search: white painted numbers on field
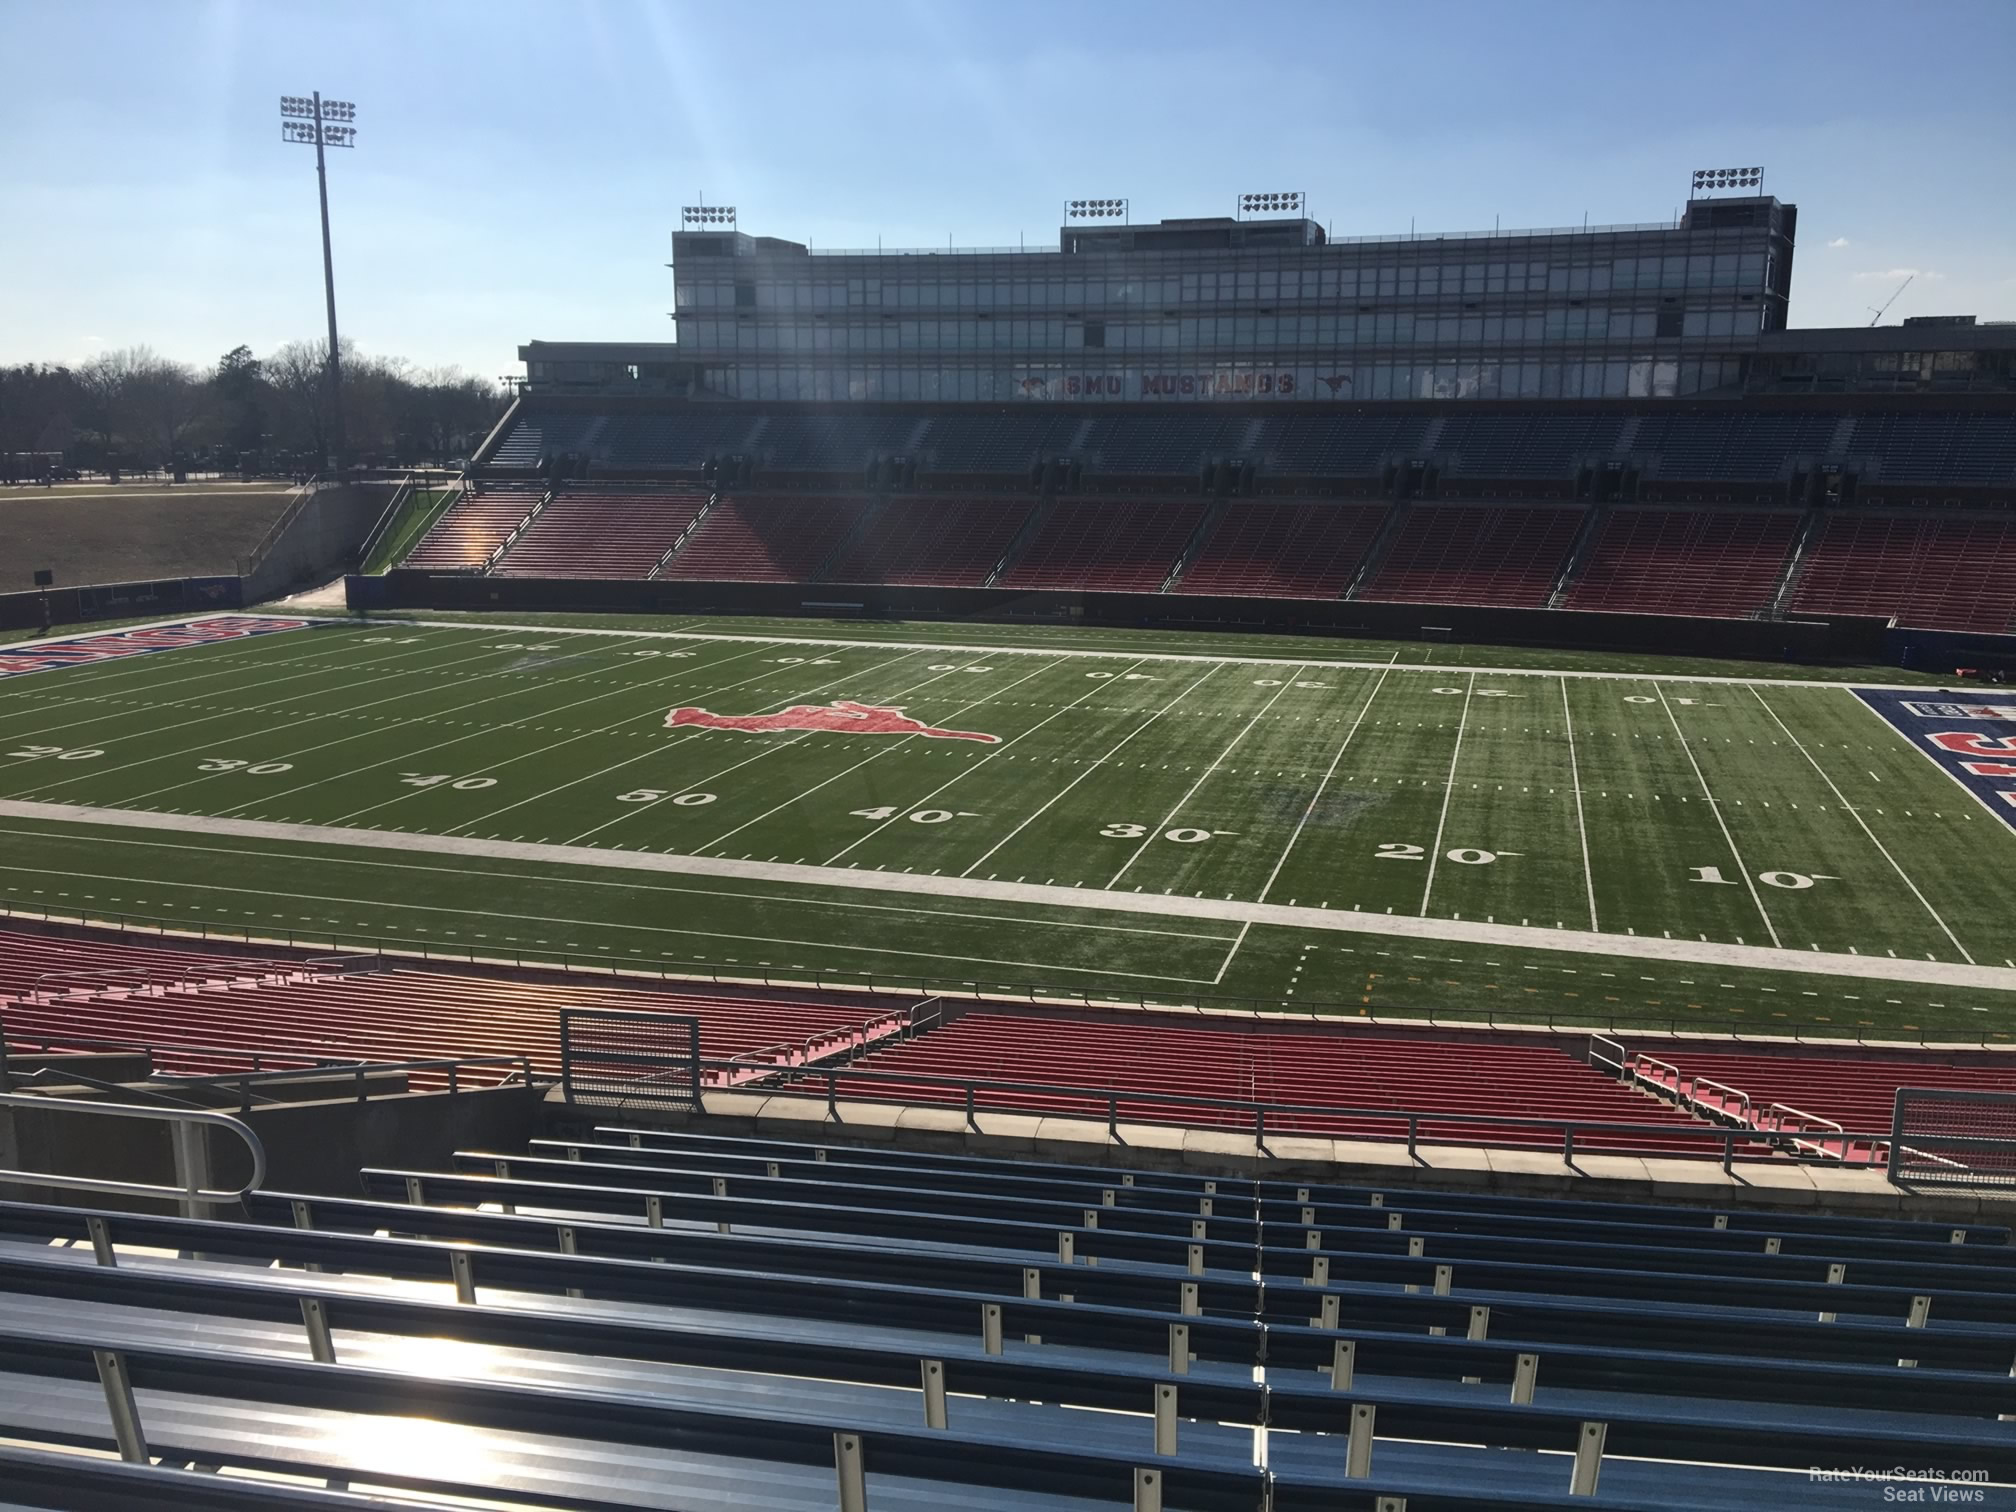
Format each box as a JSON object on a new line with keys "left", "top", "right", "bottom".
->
{"left": 618, "top": 789, "right": 716, "bottom": 806}
{"left": 1690, "top": 865, "right": 1837, "bottom": 889}
{"left": 399, "top": 772, "right": 496, "bottom": 791}
{"left": 627, "top": 649, "right": 695, "bottom": 659}
{"left": 851, "top": 806, "right": 979, "bottom": 823}
{"left": 6, "top": 744, "right": 102, "bottom": 760}
{"left": 1377, "top": 843, "right": 1511, "bottom": 864}
{"left": 1100, "top": 823, "right": 1236, "bottom": 843}
{"left": 197, "top": 757, "right": 293, "bottom": 774}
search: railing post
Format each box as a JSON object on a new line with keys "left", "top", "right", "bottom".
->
{"left": 1407, "top": 1114, "right": 1419, "bottom": 1162}
{"left": 834, "top": 1431, "right": 867, "bottom": 1512}
{"left": 1344, "top": 1401, "right": 1375, "bottom": 1478}
{"left": 301, "top": 1296, "right": 337, "bottom": 1364}
{"left": 920, "top": 1359, "right": 947, "bottom": 1429}
{"left": 94, "top": 1349, "right": 148, "bottom": 1464}
{"left": 1153, "top": 1382, "right": 1178, "bottom": 1456}
{"left": 1569, "top": 1421, "right": 1607, "bottom": 1495}
{"left": 1133, "top": 1467, "right": 1163, "bottom": 1512}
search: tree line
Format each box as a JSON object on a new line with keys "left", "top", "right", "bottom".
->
{"left": 0, "top": 341, "right": 510, "bottom": 476}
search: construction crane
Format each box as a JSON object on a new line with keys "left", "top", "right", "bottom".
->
{"left": 1867, "top": 273, "right": 1913, "bottom": 326}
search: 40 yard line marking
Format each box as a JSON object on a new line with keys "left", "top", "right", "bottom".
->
{"left": 1418, "top": 671, "right": 1475, "bottom": 917}
{"left": 1750, "top": 684, "right": 1973, "bottom": 964}
{"left": 1562, "top": 675, "right": 1599, "bottom": 932}
{"left": 1257, "top": 656, "right": 1395, "bottom": 904}
{"left": 1656, "top": 680, "right": 1781, "bottom": 950}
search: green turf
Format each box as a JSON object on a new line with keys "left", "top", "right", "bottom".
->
{"left": 2, "top": 615, "right": 2013, "bottom": 1040}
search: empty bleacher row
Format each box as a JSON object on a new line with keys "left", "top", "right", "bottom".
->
{"left": 1, "top": 1124, "right": 2011, "bottom": 1509}
{"left": 0, "top": 927, "right": 907, "bottom": 1087}
{"left": 828, "top": 1011, "right": 1715, "bottom": 1155}
{"left": 482, "top": 402, "right": 2016, "bottom": 489}
{"left": 401, "top": 483, "right": 2016, "bottom": 629}
{"left": 1563, "top": 506, "right": 1803, "bottom": 618}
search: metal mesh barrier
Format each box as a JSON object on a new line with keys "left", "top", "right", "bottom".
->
{"left": 559, "top": 1010, "right": 701, "bottom": 1110}
{"left": 1889, "top": 1088, "right": 2016, "bottom": 1187}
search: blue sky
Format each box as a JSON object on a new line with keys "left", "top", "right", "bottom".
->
{"left": 2, "top": 0, "right": 2012, "bottom": 379}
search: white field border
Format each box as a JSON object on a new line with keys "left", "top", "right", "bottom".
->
{"left": 5, "top": 799, "right": 2015, "bottom": 995}
{"left": 0, "top": 611, "right": 1970, "bottom": 691}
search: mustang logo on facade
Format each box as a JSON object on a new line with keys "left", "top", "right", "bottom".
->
{"left": 665, "top": 700, "right": 1000, "bottom": 743}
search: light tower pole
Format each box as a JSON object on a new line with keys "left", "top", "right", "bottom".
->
{"left": 280, "top": 93, "right": 356, "bottom": 471}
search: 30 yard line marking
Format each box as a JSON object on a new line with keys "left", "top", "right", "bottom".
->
{"left": 958, "top": 662, "right": 1225, "bottom": 879}
{"left": 1750, "top": 684, "right": 1973, "bottom": 964}
{"left": 823, "top": 657, "right": 1146, "bottom": 865}
{"left": 1257, "top": 657, "right": 1394, "bottom": 905}
{"left": 1106, "top": 670, "right": 1300, "bottom": 889}
{"left": 1656, "top": 681, "right": 1781, "bottom": 949}
{"left": 1418, "top": 671, "right": 1475, "bottom": 917}
{"left": 1562, "top": 675, "right": 1599, "bottom": 932}
{"left": 8, "top": 631, "right": 553, "bottom": 796}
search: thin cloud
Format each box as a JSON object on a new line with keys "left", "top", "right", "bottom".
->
{"left": 1826, "top": 236, "right": 1850, "bottom": 248}
{"left": 1854, "top": 267, "right": 1942, "bottom": 281}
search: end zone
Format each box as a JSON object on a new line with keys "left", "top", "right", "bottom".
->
{"left": 1856, "top": 689, "right": 2016, "bottom": 832}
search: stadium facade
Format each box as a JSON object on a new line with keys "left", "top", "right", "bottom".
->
{"left": 519, "top": 192, "right": 2014, "bottom": 403}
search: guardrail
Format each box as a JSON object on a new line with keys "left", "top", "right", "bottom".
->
{"left": 0, "top": 1091, "right": 266, "bottom": 1204}
{"left": 686, "top": 1054, "right": 1907, "bottom": 1172}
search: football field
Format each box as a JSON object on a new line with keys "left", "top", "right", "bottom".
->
{"left": 2, "top": 612, "right": 2014, "bottom": 1040}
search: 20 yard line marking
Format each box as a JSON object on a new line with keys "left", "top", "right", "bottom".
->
{"left": 1257, "top": 656, "right": 1395, "bottom": 905}
{"left": 1562, "top": 676, "right": 1599, "bottom": 932}
{"left": 1656, "top": 681, "right": 1781, "bottom": 949}
{"left": 1418, "top": 671, "right": 1475, "bottom": 917}
{"left": 1106, "top": 670, "right": 1300, "bottom": 889}
{"left": 1750, "top": 684, "right": 1973, "bottom": 964}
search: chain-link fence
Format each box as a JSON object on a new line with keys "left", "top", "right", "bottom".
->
{"left": 1889, "top": 1088, "right": 2016, "bottom": 1187}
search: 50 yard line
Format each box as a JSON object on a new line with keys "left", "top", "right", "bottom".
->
{"left": 1418, "top": 671, "right": 1475, "bottom": 917}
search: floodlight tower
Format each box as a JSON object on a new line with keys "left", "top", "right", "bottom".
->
{"left": 279, "top": 93, "right": 357, "bottom": 470}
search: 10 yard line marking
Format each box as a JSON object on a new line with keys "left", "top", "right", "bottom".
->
{"left": 959, "top": 662, "right": 1225, "bottom": 879}
{"left": 1106, "top": 670, "right": 1301, "bottom": 889}
{"left": 1750, "top": 684, "right": 1973, "bottom": 964}
{"left": 1418, "top": 671, "right": 1475, "bottom": 917}
{"left": 1561, "top": 676, "right": 1599, "bottom": 932}
{"left": 1257, "top": 656, "right": 1395, "bottom": 905}
{"left": 1656, "top": 681, "right": 1781, "bottom": 949}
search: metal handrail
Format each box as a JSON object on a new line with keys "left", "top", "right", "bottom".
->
{"left": 1692, "top": 1077, "right": 1753, "bottom": 1122}
{"left": 690, "top": 1055, "right": 1895, "bottom": 1169}
{"left": 0, "top": 1091, "right": 266, "bottom": 1203}
{"left": 1587, "top": 1034, "right": 1627, "bottom": 1078}
{"left": 1766, "top": 1101, "right": 1851, "bottom": 1161}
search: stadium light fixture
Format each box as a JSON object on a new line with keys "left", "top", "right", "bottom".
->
{"left": 682, "top": 205, "right": 737, "bottom": 228}
{"left": 1238, "top": 191, "right": 1305, "bottom": 220}
{"left": 278, "top": 90, "right": 357, "bottom": 471}
{"left": 1690, "top": 166, "right": 1764, "bottom": 198}
{"left": 1065, "top": 198, "right": 1128, "bottom": 222}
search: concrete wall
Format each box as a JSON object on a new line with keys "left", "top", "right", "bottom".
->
{"left": 245, "top": 483, "right": 395, "bottom": 601}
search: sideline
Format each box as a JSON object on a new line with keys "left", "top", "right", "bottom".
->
{"left": 4, "top": 798, "right": 2012, "bottom": 996}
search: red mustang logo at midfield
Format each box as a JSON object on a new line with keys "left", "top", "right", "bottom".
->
{"left": 665, "top": 700, "right": 1000, "bottom": 743}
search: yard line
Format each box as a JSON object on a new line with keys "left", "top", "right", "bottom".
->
{"left": 1106, "top": 670, "right": 1300, "bottom": 890}
{"left": 0, "top": 627, "right": 457, "bottom": 746}
{"left": 1418, "top": 671, "right": 1475, "bottom": 917}
{"left": 1256, "top": 655, "right": 1395, "bottom": 904}
{"left": 1561, "top": 675, "right": 1599, "bottom": 932}
{"left": 11, "top": 632, "right": 549, "bottom": 792}
{"left": 959, "top": 662, "right": 1225, "bottom": 879}
{"left": 9, "top": 800, "right": 2013, "bottom": 994}
{"left": 0, "top": 629, "right": 369, "bottom": 723}
{"left": 1749, "top": 683, "right": 1973, "bottom": 964}
{"left": 695, "top": 657, "right": 1068, "bottom": 854}
{"left": 821, "top": 657, "right": 1148, "bottom": 865}
{"left": 320, "top": 638, "right": 827, "bottom": 825}
{"left": 459, "top": 647, "right": 926, "bottom": 838}
{"left": 1655, "top": 681, "right": 1781, "bottom": 949}
{"left": 1211, "top": 920, "right": 1252, "bottom": 985}
{"left": 120, "top": 632, "right": 701, "bottom": 814}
